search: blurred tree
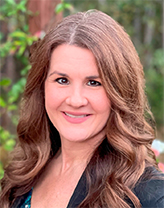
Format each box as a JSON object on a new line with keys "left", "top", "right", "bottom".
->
{"left": 27, "top": 0, "right": 62, "bottom": 35}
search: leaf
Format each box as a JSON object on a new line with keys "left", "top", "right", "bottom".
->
{"left": 0, "top": 128, "right": 10, "bottom": 141}
{"left": 8, "top": 78, "right": 26, "bottom": 103}
{"left": 17, "top": 45, "right": 26, "bottom": 56}
{"left": 64, "top": 3, "right": 72, "bottom": 10}
{"left": 13, "top": 40, "right": 22, "bottom": 46}
{"left": 55, "top": 3, "right": 64, "bottom": 14}
{"left": 23, "top": 24, "right": 29, "bottom": 33}
{"left": 19, "top": 77, "right": 26, "bottom": 87}
{"left": 0, "top": 161, "right": 4, "bottom": 180}
{"left": 4, "top": 139, "right": 16, "bottom": 151}
{"left": 26, "top": 37, "right": 36, "bottom": 45}
{"left": 10, "top": 31, "right": 27, "bottom": 39}
{"left": 0, "top": 97, "right": 6, "bottom": 107}
{"left": 0, "top": 78, "right": 11, "bottom": 86}
{"left": 8, "top": 104, "right": 17, "bottom": 111}
{"left": 17, "top": 0, "right": 27, "bottom": 12}
{"left": 7, "top": 10, "right": 17, "bottom": 16}
{"left": 6, "top": 0, "right": 16, "bottom": 6}
{"left": 21, "top": 65, "right": 31, "bottom": 76}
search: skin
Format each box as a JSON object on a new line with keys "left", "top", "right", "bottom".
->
{"left": 31, "top": 44, "right": 111, "bottom": 208}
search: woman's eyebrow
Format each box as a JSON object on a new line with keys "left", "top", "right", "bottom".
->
{"left": 86, "top": 75, "right": 100, "bottom": 79}
{"left": 49, "top": 70, "right": 68, "bottom": 77}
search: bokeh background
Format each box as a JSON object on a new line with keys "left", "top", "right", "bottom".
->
{"left": 0, "top": 0, "right": 164, "bottom": 178}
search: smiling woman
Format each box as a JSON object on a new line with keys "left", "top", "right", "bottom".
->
{"left": 0, "top": 10, "right": 164, "bottom": 208}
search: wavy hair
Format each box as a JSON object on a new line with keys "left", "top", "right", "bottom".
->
{"left": 1, "top": 10, "right": 157, "bottom": 208}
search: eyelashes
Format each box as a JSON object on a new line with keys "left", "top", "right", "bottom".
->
{"left": 55, "top": 77, "right": 69, "bottom": 85}
{"left": 87, "top": 80, "right": 101, "bottom": 86}
{"left": 55, "top": 77, "right": 101, "bottom": 87}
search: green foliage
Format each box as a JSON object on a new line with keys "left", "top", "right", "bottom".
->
{"left": 0, "top": 29, "right": 37, "bottom": 58}
{"left": 0, "top": 126, "right": 16, "bottom": 151}
{"left": 55, "top": 0, "right": 73, "bottom": 14}
{"left": 145, "top": 49, "right": 164, "bottom": 126}
{"left": 0, "top": 0, "right": 27, "bottom": 17}
{"left": 0, "top": 0, "right": 37, "bottom": 179}
{"left": 0, "top": 162, "right": 4, "bottom": 180}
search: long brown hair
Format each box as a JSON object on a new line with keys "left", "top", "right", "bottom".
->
{"left": 1, "top": 10, "right": 157, "bottom": 208}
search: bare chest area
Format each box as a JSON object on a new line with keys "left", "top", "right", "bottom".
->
{"left": 31, "top": 171, "right": 82, "bottom": 208}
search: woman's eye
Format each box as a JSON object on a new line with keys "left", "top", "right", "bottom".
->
{"left": 55, "top": 78, "right": 69, "bottom": 85}
{"left": 87, "top": 80, "right": 101, "bottom": 86}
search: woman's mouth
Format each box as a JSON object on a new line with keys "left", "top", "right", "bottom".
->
{"left": 64, "top": 112, "right": 88, "bottom": 118}
{"left": 62, "top": 112, "right": 91, "bottom": 124}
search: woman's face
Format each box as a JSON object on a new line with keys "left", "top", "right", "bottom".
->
{"left": 45, "top": 44, "right": 111, "bottom": 144}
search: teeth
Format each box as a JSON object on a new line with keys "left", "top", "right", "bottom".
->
{"left": 65, "top": 112, "right": 87, "bottom": 118}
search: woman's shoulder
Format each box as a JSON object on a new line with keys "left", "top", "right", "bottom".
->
{"left": 134, "top": 166, "right": 164, "bottom": 208}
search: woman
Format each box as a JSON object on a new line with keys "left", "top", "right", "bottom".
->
{"left": 1, "top": 10, "right": 164, "bottom": 208}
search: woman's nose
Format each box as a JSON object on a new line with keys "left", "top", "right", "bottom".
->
{"left": 65, "top": 87, "right": 88, "bottom": 108}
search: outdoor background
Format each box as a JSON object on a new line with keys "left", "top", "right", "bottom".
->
{"left": 0, "top": 0, "right": 164, "bottom": 178}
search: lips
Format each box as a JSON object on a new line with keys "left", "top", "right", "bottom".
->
{"left": 62, "top": 112, "right": 91, "bottom": 124}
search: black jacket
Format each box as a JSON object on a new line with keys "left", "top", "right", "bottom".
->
{"left": 11, "top": 167, "right": 164, "bottom": 208}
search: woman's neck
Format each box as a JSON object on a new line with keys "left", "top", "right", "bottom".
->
{"left": 53, "top": 136, "right": 102, "bottom": 175}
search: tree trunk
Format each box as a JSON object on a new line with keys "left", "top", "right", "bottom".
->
{"left": 27, "top": 0, "right": 63, "bottom": 35}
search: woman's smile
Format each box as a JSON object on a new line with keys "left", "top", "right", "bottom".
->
{"left": 62, "top": 111, "right": 92, "bottom": 124}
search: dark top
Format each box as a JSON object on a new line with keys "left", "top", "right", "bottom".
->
{"left": 10, "top": 167, "right": 164, "bottom": 208}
